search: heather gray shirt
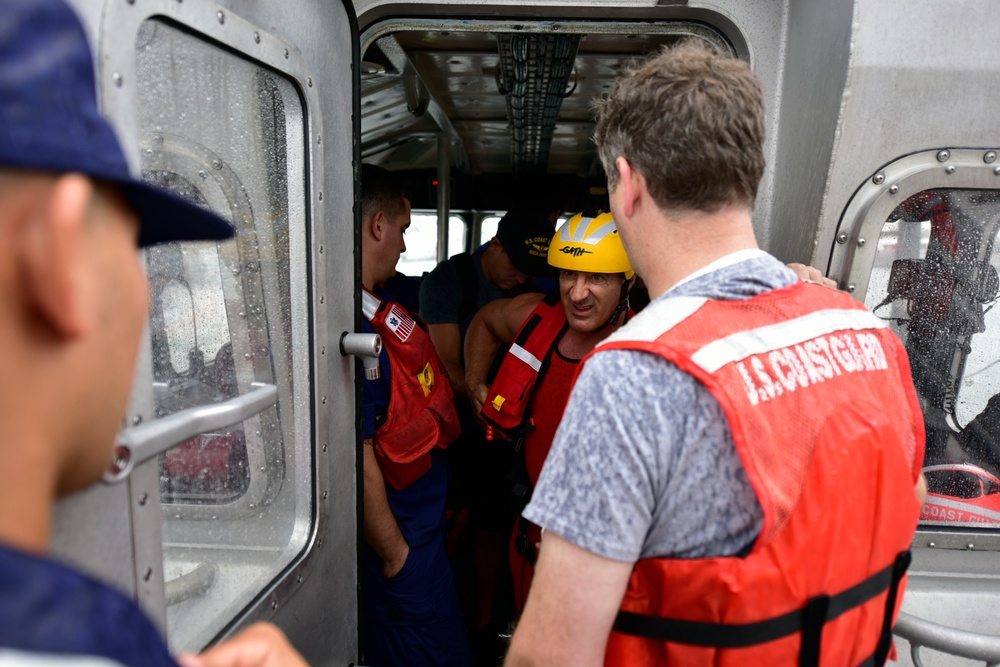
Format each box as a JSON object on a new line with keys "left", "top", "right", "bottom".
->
{"left": 523, "top": 252, "right": 799, "bottom": 562}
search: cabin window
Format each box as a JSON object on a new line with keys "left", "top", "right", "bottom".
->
{"left": 135, "top": 18, "right": 311, "bottom": 652}
{"left": 864, "top": 188, "right": 1000, "bottom": 528}
{"left": 396, "top": 210, "right": 467, "bottom": 277}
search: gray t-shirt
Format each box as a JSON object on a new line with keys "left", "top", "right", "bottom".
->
{"left": 523, "top": 252, "right": 799, "bottom": 562}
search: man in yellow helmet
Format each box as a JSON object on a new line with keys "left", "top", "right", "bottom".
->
{"left": 464, "top": 211, "right": 635, "bottom": 615}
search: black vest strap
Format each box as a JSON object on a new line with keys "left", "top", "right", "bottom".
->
{"left": 873, "top": 550, "right": 912, "bottom": 666}
{"left": 799, "top": 593, "right": 830, "bottom": 667}
{"left": 514, "top": 514, "right": 537, "bottom": 565}
{"left": 612, "top": 550, "right": 911, "bottom": 660}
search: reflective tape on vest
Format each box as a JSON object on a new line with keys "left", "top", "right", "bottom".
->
{"left": 509, "top": 343, "right": 543, "bottom": 372}
{"left": 691, "top": 307, "right": 888, "bottom": 373}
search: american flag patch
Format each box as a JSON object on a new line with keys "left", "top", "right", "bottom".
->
{"left": 384, "top": 304, "right": 415, "bottom": 342}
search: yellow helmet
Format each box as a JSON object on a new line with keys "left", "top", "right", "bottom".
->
{"left": 547, "top": 212, "right": 634, "bottom": 279}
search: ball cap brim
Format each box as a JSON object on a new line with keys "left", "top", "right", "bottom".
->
{"left": 0, "top": 0, "right": 235, "bottom": 247}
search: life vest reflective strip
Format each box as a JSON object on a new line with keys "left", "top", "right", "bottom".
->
{"left": 482, "top": 291, "right": 568, "bottom": 433}
{"left": 364, "top": 290, "right": 461, "bottom": 490}
{"left": 590, "top": 281, "right": 924, "bottom": 667}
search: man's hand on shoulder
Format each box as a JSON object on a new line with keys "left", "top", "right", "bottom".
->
{"left": 176, "top": 623, "right": 308, "bottom": 667}
{"left": 787, "top": 263, "right": 838, "bottom": 289}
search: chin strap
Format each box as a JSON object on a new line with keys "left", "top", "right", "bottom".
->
{"left": 605, "top": 276, "right": 635, "bottom": 329}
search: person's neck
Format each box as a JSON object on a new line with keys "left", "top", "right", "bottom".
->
{"left": 362, "top": 268, "right": 377, "bottom": 292}
{"left": 480, "top": 245, "right": 499, "bottom": 288}
{"left": 0, "top": 425, "right": 57, "bottom": 555}
{"left": 639, "top": 205, "right": 758, "bottom": 300}
{"left": 0, "top": 338, "right": 79, "bottom": 555}
{"left": 559, "top": 314, "right": 628, "bottom": 359}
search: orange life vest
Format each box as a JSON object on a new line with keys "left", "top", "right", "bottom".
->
{"left": 482, "top": 292, "right": 568, "bottom": 434}
{"left": 593, "top": 281, "right": 924, "bottom": 667}
{"left": 510, "top": 350, "right": 579, "bottom": 610}
{"left": 365, "top": 290, "right": 461, "bottom": 490}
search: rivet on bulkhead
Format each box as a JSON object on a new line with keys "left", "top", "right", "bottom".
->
{"left": 937, "top": 149, "right": 951, "bottom": 162}
{"left": 872, "top": 172, "right": 885, "bottom": 185}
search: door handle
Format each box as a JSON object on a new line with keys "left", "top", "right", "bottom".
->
{"left": 341, "top": 332, "right": 382, "bottom": 380}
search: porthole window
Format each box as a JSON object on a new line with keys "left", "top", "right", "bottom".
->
{"left": 836, "top": 151, "right": 1000, "bottom": 531}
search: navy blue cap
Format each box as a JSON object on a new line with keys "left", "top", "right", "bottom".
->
{"left": 0, "top": 0, "right": 235, "bottom": 247}
{"left": 496, "top": 208, "right": 556, "bottom": 279}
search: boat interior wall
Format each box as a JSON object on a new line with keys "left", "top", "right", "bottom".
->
{"left": 767, "top": 1, "right": 854, "bottom": 266}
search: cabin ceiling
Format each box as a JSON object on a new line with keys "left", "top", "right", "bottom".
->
{"left": 360, "top": 29, "right": 688, "bottom": 176}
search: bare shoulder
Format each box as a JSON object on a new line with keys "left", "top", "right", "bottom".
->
{"left": 478, "top": 292, "right": 545, "bottom": 334}
{"left": 509, "top": 291, "right": 546, "bottom": 321}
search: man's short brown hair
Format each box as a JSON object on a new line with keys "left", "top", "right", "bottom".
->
{"left": 361, "top": 163, "right": 407, "bottom": 222}
{"left": 595, "top": 40, "right": 765, "bottom": 214}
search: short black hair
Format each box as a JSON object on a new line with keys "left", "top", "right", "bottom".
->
{"left": 361, "top": 163, "right": 407, "bottom": 222}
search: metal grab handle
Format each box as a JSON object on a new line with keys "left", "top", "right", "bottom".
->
{"left": 894, "top": 611, "right": 1000, "bottom": 666}
{"left": 165, "top": 562, "right": 218, "bottom": 607}
{"left": 103, "top": 382, "right": 278, "bottom": 484}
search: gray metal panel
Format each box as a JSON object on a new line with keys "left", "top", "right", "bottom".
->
{"left": 767, "top": 1, "right": 854, "bottom": 265}
{"left": 817, "top": 0, "right": 1000, "bottom": 274}
{"left": 57, "top": 0, "right": 360, "bottom": 664}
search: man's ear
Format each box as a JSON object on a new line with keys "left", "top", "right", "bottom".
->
{"left": 615, "top": 156, "right": 642, "bottom": 219}
{"left": 19, "top": 173, "right": 93, "bottom": 339}
{"left": 368, "top": 210, "right": 386, "bottom": 242}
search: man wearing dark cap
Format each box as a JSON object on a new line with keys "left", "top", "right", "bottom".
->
{"left": 419, "top": 209, "right": 554, "bottom": 400}
{"left": 418, "top": 208, "right": 553, "bottom": 663}
{"left": 0, "top": 0, "right": 308, "bottom": 665}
